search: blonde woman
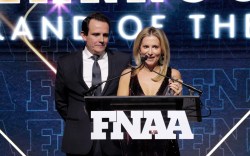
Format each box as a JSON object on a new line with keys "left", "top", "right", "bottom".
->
{"left": 117, "top": 27, "right": 182, "bottom": 156}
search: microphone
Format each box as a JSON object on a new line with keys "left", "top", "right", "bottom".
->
{"left": 141, "top": 55, "right": 148, "bottom": 63}
{"left": 84, "top": 55, "right": 148, "bottom": 96}
{"left": 150, "top": 67, "right": 203, "bottom": 96}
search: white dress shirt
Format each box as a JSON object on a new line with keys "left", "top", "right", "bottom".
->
{"left": 82, "top": 48, "right": 109, "bottom": 90}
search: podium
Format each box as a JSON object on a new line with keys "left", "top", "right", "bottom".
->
{"left": 85, "top": 96, "right": 202, "bottom": 122}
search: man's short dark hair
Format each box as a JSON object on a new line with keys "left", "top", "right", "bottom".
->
{"left": 81, "top": 12, "right": 111, "bottom": 35}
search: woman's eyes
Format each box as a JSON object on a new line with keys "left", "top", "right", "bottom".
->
{"left": 142, "top": 45, "right": 159, "bottom": 49}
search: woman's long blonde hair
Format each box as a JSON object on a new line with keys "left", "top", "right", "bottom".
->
{"left": 132, "top": 27, "right": 170, "bottom": 81}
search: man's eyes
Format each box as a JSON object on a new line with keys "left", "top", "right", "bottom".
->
{"left": 92, "top": 33, "right": 109, "bottom": 37}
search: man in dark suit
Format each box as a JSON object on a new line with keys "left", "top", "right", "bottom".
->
{"left": 55, "top": 12, "right": 131, "bottom": 156}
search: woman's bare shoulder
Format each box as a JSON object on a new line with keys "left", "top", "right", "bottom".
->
{"left": 171, "top": 68, "right": 182, "bottom": 79}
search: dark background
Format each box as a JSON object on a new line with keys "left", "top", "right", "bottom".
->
{"left": 0, "top": 0, "right": 249, "bottom": 155}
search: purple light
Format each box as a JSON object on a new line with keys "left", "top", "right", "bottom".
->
{"left": 48, "top": 1, "right": 70, "bottom": 15}
{"left": 145, "top": 0, "right": 171, "bottom": 11}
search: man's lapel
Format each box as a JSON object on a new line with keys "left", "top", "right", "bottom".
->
{"left": 74, "top": 51, "right": 89, "bottom": 91}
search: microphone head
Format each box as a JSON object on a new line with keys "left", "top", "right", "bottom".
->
{"left": 141, "top": 55, "right": 148, "bottom": 63}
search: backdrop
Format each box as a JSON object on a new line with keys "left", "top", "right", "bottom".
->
{"left": 0, "top": 0, "right": 249, "bottom": 155}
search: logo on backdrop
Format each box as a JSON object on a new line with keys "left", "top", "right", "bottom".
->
{"left": 1, "top": 0, "right": 250, "bottom": 40}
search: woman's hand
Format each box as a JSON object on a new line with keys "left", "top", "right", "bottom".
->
{"left": 168, "top": 79, "right": 183, "bottom": 96}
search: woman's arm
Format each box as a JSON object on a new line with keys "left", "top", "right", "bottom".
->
{"left": 169, "top": 68, "right": 183, "bottom": 96}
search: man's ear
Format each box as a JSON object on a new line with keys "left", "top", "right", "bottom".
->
{"left": 80, "top": 32, "right": 87, "bottom": 41}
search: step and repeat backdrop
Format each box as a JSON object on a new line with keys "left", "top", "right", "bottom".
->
{"left": 0, "top": 0, "right": 249, "bottom": 155}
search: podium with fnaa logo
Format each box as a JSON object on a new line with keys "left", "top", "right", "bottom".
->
{"left": 85, "top": 95, "right": 202, "bottom": 122}
{"left": 85, "top": 96, "right": 202, "bottom": 155}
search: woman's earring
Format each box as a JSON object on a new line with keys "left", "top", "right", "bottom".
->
{"left": 159, "top": 54, "right": 164, "bottom": 65}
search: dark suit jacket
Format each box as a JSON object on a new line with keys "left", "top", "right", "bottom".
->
{"left": 55, "top": 49, "right": 131, "bottom": 155}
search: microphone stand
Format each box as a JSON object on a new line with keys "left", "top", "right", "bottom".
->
{"left": 150, "top": 66, "right": 211, "bottom": 118}
{"left": 84, "top": 58, "right": 147, "bottom": 96}
{"left": 149, "top": 66, "right": 203, "bottom": 96}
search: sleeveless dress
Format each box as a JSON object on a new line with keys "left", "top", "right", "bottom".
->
{"left": 122, "top": 67, "right": 180, "bottom": 156}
